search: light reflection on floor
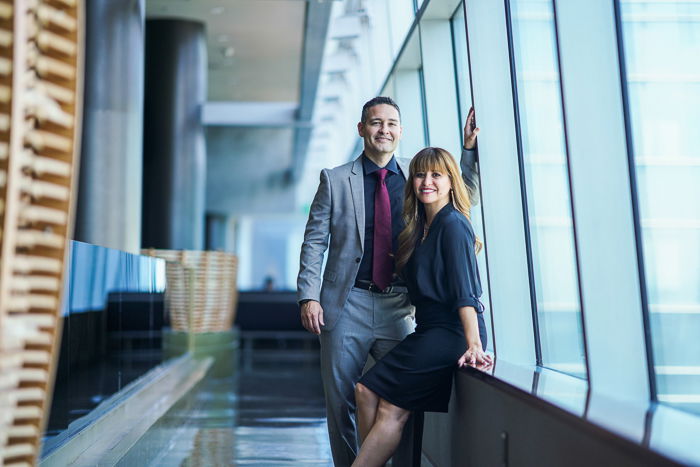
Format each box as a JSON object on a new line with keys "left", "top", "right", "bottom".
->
{"left": 125, "top": 346, "right": 332, "bottom": 466}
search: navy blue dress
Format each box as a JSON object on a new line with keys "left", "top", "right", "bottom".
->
{"left": 358, "top": 204, "right": 487, "bottom": 413}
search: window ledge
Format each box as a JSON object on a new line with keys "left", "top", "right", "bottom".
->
{"left": 460, "top": 361, "right": 700, "bottom": 466}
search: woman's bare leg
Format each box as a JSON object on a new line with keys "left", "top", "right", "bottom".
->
{"left": 355, "top": 383, "right": 380, "bottom": 445}
{"left": 352, "top": 399, "right": 410, "bottom": 467}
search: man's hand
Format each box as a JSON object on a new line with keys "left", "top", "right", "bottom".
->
{"left": 301, "top": 300, "right": 325, "bottom": 335}
{"left": 463, "top": 106, "right": 480, "bottom": 150}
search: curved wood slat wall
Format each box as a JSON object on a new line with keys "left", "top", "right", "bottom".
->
{"left": 0, "top": 1, "right": 82, "bottom": 465}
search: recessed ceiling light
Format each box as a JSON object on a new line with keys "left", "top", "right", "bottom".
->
{"left": 210, "top": 6, "right": 225, "bottom": 15}
{"left": 222, "top": 46, "right": 235, "bottom": 58}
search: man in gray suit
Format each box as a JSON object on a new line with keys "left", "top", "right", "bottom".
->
{"left": 297, "top": 96, "right": 480, "bottom": 466}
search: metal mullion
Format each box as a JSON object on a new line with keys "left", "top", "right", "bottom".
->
{"left": 417, "top": 66, "right": 430, "bottom": 147}
{"left": 462, "top": 0, "right": 497, "bottom": 358}
{"left": 611, "top": 0, "right": 657, "bottom": 402}
{"left": 449, "top": 10, "right": 464, "bottom": 138}
{"left": 551, "top": 0, "right": 592, "bottom": 385}
{"left": 503, "top": 0, "right": 543, "bottom": 366}
{"left": 415, "top": 0, "right": 429, "bottom": 146}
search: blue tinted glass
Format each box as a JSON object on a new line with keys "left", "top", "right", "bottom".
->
{"left": 386, "top": 0, "right": 415, "bottom": 57}
{"left": 394, "top": 69, "right": 427, "bottom": 161}
{"left": 650, "top": 404, "right": 700, "bottom": 465}
{"left": 509, "top": 0, "right": 586, "bottom": 377}
{"left": 535, "top": 367, "right": 587, "bottom": 416}
{"left": 620, "top": 0, "right": 700, "bottom": 414}
{"left": 46, "top": 242, "right": 166, "bottom": 442}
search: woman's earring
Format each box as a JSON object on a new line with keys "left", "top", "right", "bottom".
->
{"left": 450, "top": 189, "right": 455, "bottom": 204}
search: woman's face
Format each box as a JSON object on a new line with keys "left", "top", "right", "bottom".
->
{"left": 413, "top": 168, "right": 452, "bottom": 208}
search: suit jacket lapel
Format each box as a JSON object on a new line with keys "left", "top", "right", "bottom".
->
{"left": 349, "top": 156, "right": 365, "bottom": 251}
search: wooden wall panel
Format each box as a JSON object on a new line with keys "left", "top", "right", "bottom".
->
{"left": 0, "top": 1, "right": 82, "bottom": 465}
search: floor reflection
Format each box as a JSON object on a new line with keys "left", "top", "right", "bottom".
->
{"left": 125, "top": 342, "right": 332, "bottom": 466}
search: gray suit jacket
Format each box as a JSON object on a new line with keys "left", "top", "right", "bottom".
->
{"left": 297, "top": 148, "right": 479, "bottom": 330}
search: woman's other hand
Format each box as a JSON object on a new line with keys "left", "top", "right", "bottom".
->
{"left": 463, "top": 106, "right": 480, "bottom": 150}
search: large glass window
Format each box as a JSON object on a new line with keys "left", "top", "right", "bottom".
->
{"left": 395, "top": 69, "right": 427, "bottom": 159}
{"left": 420, "top": 18, "right": 461, "bottom": 154}
{"left": 619, "top": 0, "right": 700, "bottom": 414}
{"left": 386, "top": 0, "right": 416, "bottom": 58}
{"left": 451, "top": 5, "right": 494, "bottom": 354}
{"left": 386, "top": 31, "right": 426, "bottom": 160}
{"left": 509, "top": 0, "right": 586, "bottom": 377}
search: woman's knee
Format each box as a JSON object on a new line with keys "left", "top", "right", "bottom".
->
{"left": 376, "top": 399, "right": 410, "bottom": 426}
{"left": 355, "top": 383, "right": 377, "bottom": 404}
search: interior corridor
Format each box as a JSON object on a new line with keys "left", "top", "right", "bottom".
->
{"left": 120, "top": 341, "right": 331, "bottom": 466}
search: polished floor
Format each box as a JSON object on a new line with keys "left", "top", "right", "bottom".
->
{"left": 120, "top": 341, "right": 332, "bottom": 466}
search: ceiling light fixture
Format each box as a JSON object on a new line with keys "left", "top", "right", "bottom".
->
{"left": 210, "top": 6, "right": 225, "bottom": 15}
{"left": 222, "top": 46, "right": 235, "bottom": 58}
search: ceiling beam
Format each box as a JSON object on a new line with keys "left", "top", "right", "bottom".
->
{"left": 203, "top": 101, "right": 312, "bottom": 127}
{"left": 292, "top": 0, "right": 333, "bottom": 180}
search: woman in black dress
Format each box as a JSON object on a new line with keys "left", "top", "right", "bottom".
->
{"left": 352, "top": 146, "right": 492, "bottom": 467}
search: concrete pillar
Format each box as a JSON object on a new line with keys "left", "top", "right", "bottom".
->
{"left": 74, "top": 0, "right": 145, "bottom": 253}
{"left": 142, "top": 19, "right": 207, "bottom": 250}
{"left": 206, "top": 214, "right": 224, "bottom": 251}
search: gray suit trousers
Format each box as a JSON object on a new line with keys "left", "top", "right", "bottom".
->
{"left": 320, "top": 287, "right": 417, "bottom": 467}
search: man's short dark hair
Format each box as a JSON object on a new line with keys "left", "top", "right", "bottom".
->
{"left": 361, "top": 96, "right": 401, "bottom": 123}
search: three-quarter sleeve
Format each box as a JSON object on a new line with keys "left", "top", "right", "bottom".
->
{"left": 440, "top": 218, "right": 483, "bottom": 313}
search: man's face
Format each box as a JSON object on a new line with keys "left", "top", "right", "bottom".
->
{"left": 357, "top": 104, "right": 402, "bottom": 157}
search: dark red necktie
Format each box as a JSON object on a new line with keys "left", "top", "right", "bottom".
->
{"left": 372, "top": 168, "right": 393, "bottom": 290}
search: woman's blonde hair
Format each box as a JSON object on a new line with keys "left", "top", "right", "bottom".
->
{"left": 396, "top": 147, "right": 482, "bottom": 274}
